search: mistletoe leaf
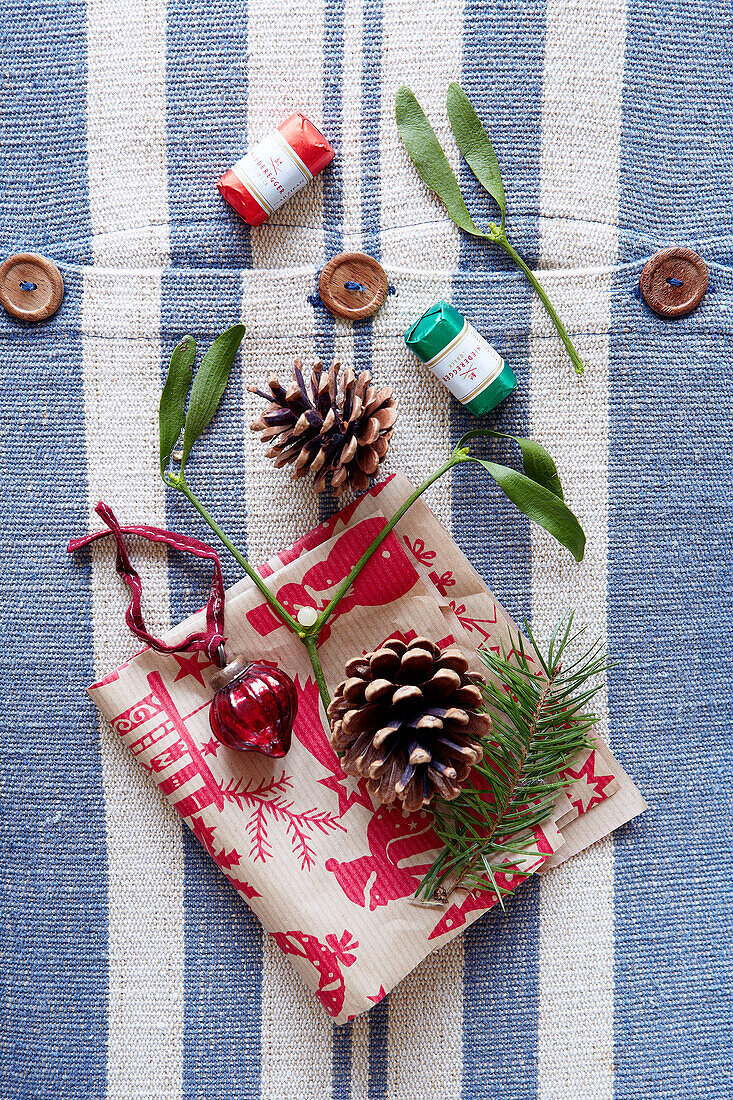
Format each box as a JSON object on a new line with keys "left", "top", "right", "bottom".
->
{"left": 181, "top": 323, "right": 246, "bottom": 466}
{"left": 159, "top": 335, "right": 195, "bottom": 476}
{"left": 446, "top": 82, "right": 506, "bottom": 218}
{"left": 515, "top": 441, "right": 564, "bottom": 500}
{"left": 392, "top": 84, "right": 584, "bottom": 377}
{"left": 456, "top": 428, "right": 564, "bottom": 500}
{"left": 470, "top": 458, "right": 585, "bottom": 560}
{"left": 395, "top": 86, "right": 483, "bottom": 237}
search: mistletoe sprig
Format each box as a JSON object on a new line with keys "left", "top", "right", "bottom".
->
{"left": 396, "top": 83, "right": 585, "bottom": 376}
{"left": 159, "top": 325, "right": 586, "bottom": 707}
{"left": 417, "top": 614, "right": 608, "bottom": 903}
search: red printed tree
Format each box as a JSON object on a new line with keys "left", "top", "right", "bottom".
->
{"left": 219, "top": 770, "right": 345, "bottom": 871}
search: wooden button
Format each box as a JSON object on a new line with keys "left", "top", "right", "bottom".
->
{"left": 639, "top": 247, "right": 708, "bottom": 318}
{"left": 0, "top": 253, "right": 64, "bottom": 321}
{"left": 318, "top": 252, "right": 388, "bottom": 321}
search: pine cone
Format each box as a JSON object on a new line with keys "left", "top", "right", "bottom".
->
{"left": 327, "top": 637, "right": 491, "bottom": 812}
{"left": 248, "top": 358, "right": 398, "bottom": 497}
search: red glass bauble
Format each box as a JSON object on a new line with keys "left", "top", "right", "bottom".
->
{"left": 209, "top": 657, "right": 298, "bottom": 757}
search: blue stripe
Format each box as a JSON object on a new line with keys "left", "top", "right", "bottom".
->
{"left": 318, "top": 0, "right": 346, "bottom": 527}
{"left": 332, "top": 1020, "right": 353, "bottom": 1099}
{"left": 454, "top": 1, "right": 545, "bottom": 612}
{"left": 361, "top": 1, "right": 383, "bottom": 261}
{"left": 0, "top": 1, "right": 91, "bottom": 263}
{"left": 166, "top": 0, "right": 251, "bottom": 268}
{"left": 455, "top": 4, "right": 546, "bottom": 1096}
{"left": 323, "top": 0, "right": 345, "bottom": 265}
{"left": 612, "top": 3, "right": 733, "bottom": 1094}
{"left": 352, "top": 0, "right": 383, "bottom": 416}
{"left": 0, "top": 272, "right": 107, "bottom": 1096}
{"left": 368, "top": 998, "right": 389, "bottom": 1098}
{"left": 615, "top": 0, "right": 733, "bottom": 262}
{"left": 182, "top": 827, "right": 263, "bottom": 1098}
{"left": 161, "top": 270, "right": 251, "bottom": 585}
{"left": 0, "top": 2, "right": 105, "bottom": 1096}
{"left": 609, "top": 265, "right": 733, "bottom": 1099}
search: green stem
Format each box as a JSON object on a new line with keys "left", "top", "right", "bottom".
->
{"left": 494, "top": 233, "right": 585, "bottom": 377}
{"left": 172, "top": 474, "right": 302, "bottom": 636}
{"left": 313, "top": 452, "right": 464, "bottom": 633}
{"left": 303, "top": 634, "right": 331, "bottom": 711}
{"left": 167, "top": 453, "right": 466, "bottom": 712}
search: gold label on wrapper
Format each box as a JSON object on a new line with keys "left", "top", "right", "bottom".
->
{"left": 230, "top": 131, "right": 313, "bottom": 216}
{"left": 425, "top": 320, "right": 505, "bottom": 404}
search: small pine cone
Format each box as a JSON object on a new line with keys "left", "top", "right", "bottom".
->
{"left": 248, "top": 358, "right": 398, "bottom": 497}
{"left": 327, "top": 636, "right": 491, "bottom": 813}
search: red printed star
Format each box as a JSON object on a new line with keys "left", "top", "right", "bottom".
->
{"left": 201, "top": 737, "right": 220, "bottom": 758}
{"left": 368, "top": 986, "right": 387, "bottom": 1004}
{"left": 172, "top": 651, "right": 213, "bottom": 686}
{"left": 562, "top": 752, "right": 616, "bottom": 814}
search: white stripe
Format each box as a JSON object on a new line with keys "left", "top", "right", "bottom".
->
{"left": 379, "top": 11, "right": 464, "bottom": 268}
{"left": 246, "top": 0, "right": 327, "bottom": 269}
{"left": 244, "top": 3, "right": 334, "bottom": 1093}
{"left": 242, "top": 277, "right": 334, "bottom": 1094}
{"left": 532, "top": 2, "right": 627, "bottom": 1096}
{"left": 378, "top": 3, "right": 464, "bottom": 1095}
{"left": 240, "top": 269, "right": 329, "bottom": 565}
{"left": 86, "top": 0, "right": 169, "bottom": 267}
{"left": 85, "top": 1, "right": 178, "bottom": 1093}
{"left": 386, "top": 939, "right": 464, "bottom": 1100}
{"left": 377, "top": 3, "right": 464, "bottom": 538}
{"left": 82, "top": 272, "right": 183, "bottom": 1100}
{"left": 259, "top": 940, "right": 334, "bottom": 1098}
{"left": 243, "top": 0, "right": 326, "bottom": 559}
{"left": 341, "top": 0, "right": 364, "bottom": 254}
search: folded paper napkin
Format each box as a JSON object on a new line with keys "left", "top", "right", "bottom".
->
{"left": 88, "top": 474, "right": 646, "bottom": 1024}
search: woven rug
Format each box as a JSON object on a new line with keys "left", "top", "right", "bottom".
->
{"left": 1, "top": 0, "right": 731, "bottom": 1097}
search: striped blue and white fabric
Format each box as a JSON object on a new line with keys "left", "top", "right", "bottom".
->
{"left": 1, "top": 0, "right": 731, "bottom": 1096}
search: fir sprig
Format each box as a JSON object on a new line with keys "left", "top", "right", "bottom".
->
{"left": 396, "top": 83, "right": 585, "bottom": 376}
{"left": 418, "top": 614, "right": 609, "bottom": 904}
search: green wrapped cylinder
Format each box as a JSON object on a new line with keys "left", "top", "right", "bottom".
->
{"left": 404, "top": 300, "right": 517, "bottom": 417}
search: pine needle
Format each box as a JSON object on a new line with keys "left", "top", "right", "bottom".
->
{"left": 416, "top": 612, "right": 610, "bottom": 904}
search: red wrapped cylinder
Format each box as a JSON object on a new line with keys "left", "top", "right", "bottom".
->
{"left": 218, "top": 113, "right": 335, "bottom": 226}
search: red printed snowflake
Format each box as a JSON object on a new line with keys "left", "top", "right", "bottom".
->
{"left": 219, "top": 770, "right": 346, "bottom": 871}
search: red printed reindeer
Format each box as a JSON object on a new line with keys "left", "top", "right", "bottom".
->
{"left": 246, "top": 519, "right": 420, "bottom": 643}
{"left": 325, "top": 804, "right": 443, "bottom": 910}
{"left": 291, "top": 676, "right": 374, "bottom": 817}
{"left": 271, "top": 929, "right": 359, "bottom": 1018}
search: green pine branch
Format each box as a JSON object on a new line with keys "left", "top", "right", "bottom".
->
{"left": 417, "top": 613, "right": 609, "bottom": 904}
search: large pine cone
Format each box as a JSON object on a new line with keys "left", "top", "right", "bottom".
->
{"left": 328, "top": 637, "right": 491, "bottom": 812}
{"left": 248, "top": 358, "right": 398, "bottom": 497}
